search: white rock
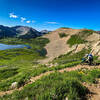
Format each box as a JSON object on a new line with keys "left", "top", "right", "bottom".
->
{"left": 65, "top": 97, "right": 68, "bottom": 100}
{"left": 24, "top": 97, "right": 28, "bottom": 100}
{"left": 10, "top": 82, "right": 18, "bottom": 89}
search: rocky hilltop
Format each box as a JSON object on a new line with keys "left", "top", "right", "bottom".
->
{"left": 40, "top": 27, "right": 100, "bottom": 63}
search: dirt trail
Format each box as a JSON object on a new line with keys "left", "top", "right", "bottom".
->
{"left": 83, "top": 82, "right": 100, "bottom": 100}
{"left": 0, "top": 71, "right": 54, "bottom": 96}
{"left": 1, "top": 64, "right": 100, "bottom": 98}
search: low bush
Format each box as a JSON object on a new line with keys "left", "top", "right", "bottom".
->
{"left": 79, "top": 30, "right": 94, "bottom": 37}
{"left": 0, "top": 68, "right": 18, "bottom": 80}
{"left": 59, "top": 33, "right": 68, "bottom": 38}
{"left": 67, "top": 35, "right": 87, "bottom": 47}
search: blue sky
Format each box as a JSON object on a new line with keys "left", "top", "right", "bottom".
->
{"left": 0, "top": 0, "right": 100, "bottom": 30}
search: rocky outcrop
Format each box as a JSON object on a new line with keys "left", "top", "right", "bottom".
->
{"left": 74, "top": 44, "right": 86, "bottom": 53}
{"left": 91, "top": 41, "right": 100, "bottom": 56}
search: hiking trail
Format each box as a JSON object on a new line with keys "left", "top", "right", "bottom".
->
{"left": 1, "top": 64, "right": 100, "bottom": 100}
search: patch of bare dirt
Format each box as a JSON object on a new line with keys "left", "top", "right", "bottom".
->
{"left": 83, "top": 80, "right": 100, "bottom": 100}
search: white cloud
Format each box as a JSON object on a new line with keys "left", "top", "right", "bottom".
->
{"left": 46, "top": 22, "right": 58, "bottom": 24}
{"left": 26, "top": 20, "right": 31, "bottom": 23}
{"left": 9, "top": 13, "right": 18, "bottom": 18}
{"left": 21, "top": 17, "right": 26, "bottom": 22}
{"left": 9, "top": 13, "right": 36, "bottom": 24}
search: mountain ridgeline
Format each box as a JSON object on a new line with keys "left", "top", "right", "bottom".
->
{"left": 0, "top": 25, "right": 49, "bottom": 39}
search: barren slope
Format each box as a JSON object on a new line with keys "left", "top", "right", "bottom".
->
{"left": 39, "top": 28, "right": 100, "bottom": 64}
{"left": 39, "top": 28, "right": 82, "bottom": 64}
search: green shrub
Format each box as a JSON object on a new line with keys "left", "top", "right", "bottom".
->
{"left": 0, "top": 68, "right": 18, "bottom": 80}
{"left": 83, "top": 69, "right": 100, "bottom": 83}
{"left": 37, "top": 48, "right": 47, "bottom": 56}
{"left": 67, "top": 35, "right": 87, "bottom": 47}
{"left": 59, "top": 33, "right": 68, "bottom": 38}
{"left": 79, "top": 30, "right": 94, "bottom": 37}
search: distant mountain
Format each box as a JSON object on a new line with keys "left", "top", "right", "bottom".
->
{"left": 96, "top": 31, "right": 100, "bottom": 34}
{"left": 40, "top": 30, "right": 50, "bottom": 34}
{"left": 0, "top": 25, "right": 47, "bottom": 39}
{"left": 0, "top": 25, "right": 16, "bottom": 38}
{"left": 12, "top": 26, "right": 42, "bottom": 38}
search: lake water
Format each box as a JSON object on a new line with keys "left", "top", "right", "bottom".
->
{"left": 0, "top": 43, "right": 31, "bottom": 50}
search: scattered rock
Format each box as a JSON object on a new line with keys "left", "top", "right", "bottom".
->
{"left": 10, "top": 82, "right": 18, "bottom": 89}
{"left": 24, "top": 97, "right": 28, "bottom": 100}
{"left": 54, "top": 63, "right": 58, "bottom": 66}
{"left": 46, "top": 63, "right": 58, "bottom": 67}
{"left": 65, "top": 97, "right": 68, "bottom": 100}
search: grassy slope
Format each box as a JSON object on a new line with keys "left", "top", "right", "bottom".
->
{"left": 67, "top": 30, "right": 94, "bottom": 47}
{"left": 0, "top": 31, "right": 99, "bottom": 100}
{"left": 67, "top": 35, "right": 87, "bottom": 47}
{"left": 52, "top": 49, "right": 91, "bottom": 65}
{"left": 0, "top": 37, "right": 81, "bottom": 91}
{"left": 1, "top": 69, "right": 100, "bottom": 100}
{"left": 0, "top": 37, "right": 50, "bottom": 91}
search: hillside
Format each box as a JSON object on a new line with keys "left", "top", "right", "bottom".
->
{"left": 0, "top": 27, "right": 100, "bottom": 100}
{"left": 39, "top": 28, "right": 100, "bottom": 64}
{"left": 0, "top": 25, "right": 17, "bottom": 38}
